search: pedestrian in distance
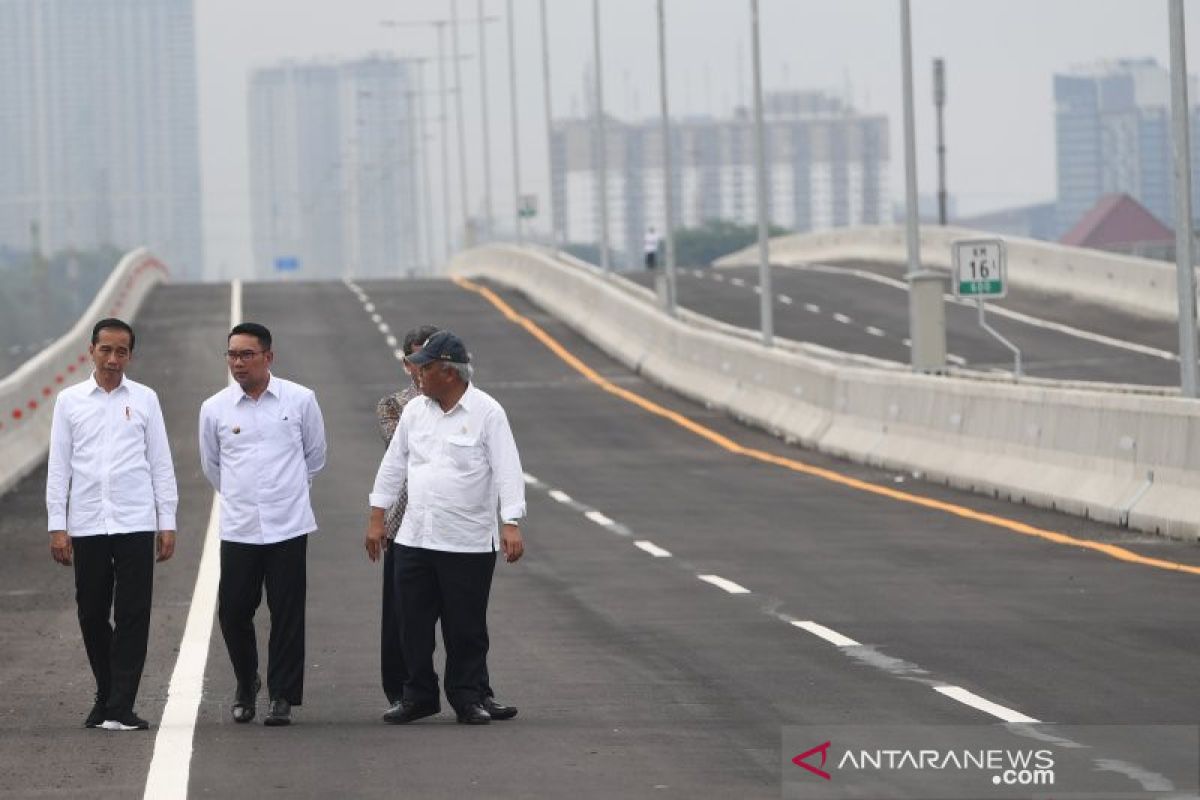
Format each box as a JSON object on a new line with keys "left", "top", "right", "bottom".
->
{"left": 644, "top": 226, "right": 661, "bottom": 270}
{"left": 199, "top": 322, "right": 327, "bottom": 727}
{"left": 47, "top": 317, "right": 179, "bottom": 731}
{"left": 367, "top": 330, "right": 524, "bottom": 725}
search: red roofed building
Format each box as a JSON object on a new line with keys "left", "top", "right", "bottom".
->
{"left": 1059, "top": 193, "right": 1175, "bottom": 259}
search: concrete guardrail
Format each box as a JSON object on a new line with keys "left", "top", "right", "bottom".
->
{"left": 715, "top": 224, "right": 1189, "bottom": 322}
{"left": 0, "top": 248, "right": 168, "bottom": 497}
{"left": 451, "top": 243, "right": 1200, "bottom": 541}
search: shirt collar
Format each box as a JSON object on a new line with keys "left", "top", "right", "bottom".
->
{"left": 238, "top": 372, "right": 279, "bottom": 402}
{"left": 423, "top": 382, "right": 474, "bottom": 415}
{"left": 88, "top": 372, "right": 128, "bottom": 395}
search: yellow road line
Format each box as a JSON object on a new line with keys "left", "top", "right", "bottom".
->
{"left": 455, "top": 276, "right": 1200, "bottom": 578}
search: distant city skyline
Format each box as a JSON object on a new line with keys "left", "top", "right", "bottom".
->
{"left": 248, "top": 56, "right": 422, "bottom": 281}
{"left": 193, "top": 0, "right": 1197, "bottom": 280}
{"left": 0, "top": 0, "right": 202, "bottom": 279}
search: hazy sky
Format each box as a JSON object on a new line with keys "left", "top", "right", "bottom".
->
{"left": 195, "top": 0, "right": 1191, "bottom": 278}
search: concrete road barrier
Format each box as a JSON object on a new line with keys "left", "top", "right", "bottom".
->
{"left": 0, "top": 248, "right": 168, "bottom": 497}
{"left": 451, "top": 244, "right": 1200, "bottom": 541}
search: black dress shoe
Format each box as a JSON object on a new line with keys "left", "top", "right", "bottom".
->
{"left": 482, "top": 697, "right": 518, "bottom": 721}
{"left": 455, "top": 703, "right": 492, "bottom": 725}
{"left": 84, "top": 700, "right": 107, "bottom": 729}
{"left": 263, "top": 699, "right": 291, "bottom": 727}
{"left": 232, "top": 675, "right": 262, "bottom": 724}
{"left": 383, "top": 699, "right": 441, "bottom": 725}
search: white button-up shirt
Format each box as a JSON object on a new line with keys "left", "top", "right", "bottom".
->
{"left": 46, "top": 374, "right": 178, "bottom": 536}
{"left": 370, "top": 384, "right": 526, "bottom": 553}
{"left": 199, "top": 375, "right": 326, "bottom": 544}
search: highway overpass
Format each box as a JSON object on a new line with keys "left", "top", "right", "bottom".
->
{"left": 2, "top": 237, "right": 1199, "bottom": 797}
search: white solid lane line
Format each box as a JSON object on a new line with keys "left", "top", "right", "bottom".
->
{"left": 791, "top": 620, "right": 861, "bottom": 647}
{"left": 697, "top": 574, "right": 751, "bottom": 594}
{"left": 143, "top": 280, "right": 242, "bottom": 799}
{"left": 633, "top": 540, "right": 672, "bottom": 558}
{"left": 548, "top": 489, "right": 573, "bottom": 504}
{"left": 934, "top": 685, "right": 1040, "bottom": 724}
{"left": 584, "top": 510, "right": 615, "bottom": 527}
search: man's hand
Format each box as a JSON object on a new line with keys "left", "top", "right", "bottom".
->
{"left": 50, "top": 531, "right": 72, "bottom": 566}
{"left": 156, "top": 531, "right": 176, "bottom": 562}
{"left": 365, "top": 508, "right": 387, "bottom": 563}
{"left": 500, "top": 524, "right": 524, "bottom": 563}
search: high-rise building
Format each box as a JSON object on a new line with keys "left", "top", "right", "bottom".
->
{"left": 248, "top": 56, "right": 420, "bottom": 281}
{"left": 1054, "top": 58, "right": 1200, "bottom": 236}
{"left": 0, "top": 0, "right": 203, "bottom": 279}
{"left": 551, "top": 91, "right": 889, "bottom": 266}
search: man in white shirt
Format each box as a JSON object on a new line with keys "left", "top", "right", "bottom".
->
{"left": 199, "top": 322, "right": 326, "bottom": 727}
{"left": 644, "top": 226, "right": 661, "bottom": 270}
{"left": 367, "top": 330, "right": 525, "bottom": 725}
{"left": 46, "top": 318, "right": 178, "bottom": 732}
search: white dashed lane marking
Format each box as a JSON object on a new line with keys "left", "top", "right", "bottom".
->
{"left": 697, "top": 574, "right": 752, "bottom": 594}
{"left": 933, "top": 686, "right": 1040, "bottom": 724}
{"left": 791, "top": 620, "right": 860, "bottom": 647}
{"left": 548, "top": 489, "right": 573, "bottom": 504}
{"left": 584, "top": 510, "right": 615, "bottom": 527}
{"left": 633, "top": 540, "right": 672, "bottom": 558}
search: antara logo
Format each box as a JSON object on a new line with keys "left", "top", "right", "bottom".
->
{"left": 792, "top": 741, "right": 833, "bottom": 780}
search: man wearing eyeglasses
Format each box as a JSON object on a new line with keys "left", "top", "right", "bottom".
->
{"left": 199, "top": 322, "right": 327, "bottom": 727}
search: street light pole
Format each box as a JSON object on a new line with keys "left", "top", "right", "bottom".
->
{"left": 437, "top": 23, "right": 453, "bottom": 258}
{"left": 417, "top": 61, "right": 436, "bottom": 271}
{"left": 1169, "top": 0, "right": 1198, "bottom": 397}
{"left": 591, "top": 0, "right": 610, "bottom": 270}
{"left": 656, "top": 0, "right": 676, "bottom": 314}
{"left": 478, "top": 0, "right": 494, "bottom": 239}
{"left": 450, "top": 0, "right": 471, "bottom": 248}
{"left": 539, "top": 0, "right": 559, "bottom": 247}
{"left": 749, "top": 0, "right": 773, "bottom": 345}
{"left": 933, "top": 57, "right": 947, "bottom": 226}
{"left": 507, "top": 0, "right": 523, "bottom": 244}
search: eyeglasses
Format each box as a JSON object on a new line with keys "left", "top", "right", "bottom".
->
{"left": 225, "top": 350, "right": 264, "bottom": 363}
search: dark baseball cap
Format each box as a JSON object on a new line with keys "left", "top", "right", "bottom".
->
{"left": 405, "top": 330, "right": 469, "bottom": 365}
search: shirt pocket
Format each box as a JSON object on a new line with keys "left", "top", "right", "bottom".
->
{"left": 445, "top": 433, "right": 484, "bottom": 472}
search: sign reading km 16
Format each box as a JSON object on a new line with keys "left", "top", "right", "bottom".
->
{"left": 952, "top": 238, "right": 1006, "bottom": 299}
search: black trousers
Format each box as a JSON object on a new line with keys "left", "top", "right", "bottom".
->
{"left": 218, "top": 536, "right": 307, "bottom": 705}
{"left": 72, "top": 531, "right": 155, "bottom": 717}
{"left": 394, "top": 544, "right": 495, "bottom": 711}
{"left": 380, "top": 540, "right": 407, "bottom": 703}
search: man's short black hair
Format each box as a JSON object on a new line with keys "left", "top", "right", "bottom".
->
{"left": 92, "top": 318, "right": 135, "bottom": 351}
{"left": 228, "top": 322, "right": 272, "bottom": 351}
{"left": 403, "top": 324, "right": 440, "bottom": 356}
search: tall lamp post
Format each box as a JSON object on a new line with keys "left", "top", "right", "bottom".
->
{"left": 1170, "top": 0, "right": 1199, "bottom": 397}
{"left": 591, "top": 0, "right": 610, "bottom": 270}
{"left": 539, "top": 0, "right": 560, "bottom": 247}
{"left": 656, "top": 0, "right": 676, "bottom": 313}
{"left": 749, "top": 0, "right": 773, "bottom": 345}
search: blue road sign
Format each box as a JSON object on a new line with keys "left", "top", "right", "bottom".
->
{"left": 275, "top": 256, "right": 300, "bottom": 272}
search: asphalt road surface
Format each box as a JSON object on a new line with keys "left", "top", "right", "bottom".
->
{"left": 3, "top": 278, "right": 1200, "bottom": 798}
{"left": 627, "top": 261, "right": 1183, "bottom": 386}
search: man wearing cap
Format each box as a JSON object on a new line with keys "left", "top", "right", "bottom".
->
{"left": 366, "top": 330, "right": 525, "bottom": 725}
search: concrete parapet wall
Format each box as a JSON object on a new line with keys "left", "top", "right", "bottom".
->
{"left": 0, "top": 248, "right": 168, "bottom": 498}
{"left": 451, "top": 244, "right": 1200, "bottom": 541}
{"left": 715, "top": 224, "right": 1187, "bottom": 321}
